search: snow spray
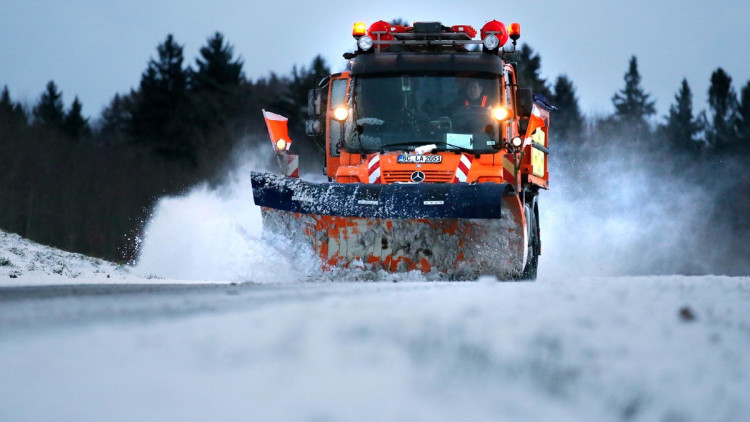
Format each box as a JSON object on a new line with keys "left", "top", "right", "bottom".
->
{"left": 539, "top": 144, "right": 713, "bottom": 278}
{"left": 135, "top": 140, "right": 716, "bottom": 281}
{"left": 134, "top": 146, "right": 319, "bottom": 282}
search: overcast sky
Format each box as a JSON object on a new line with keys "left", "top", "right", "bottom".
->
{"left": 2, "top": 0, "right": 749, "bottom": 121}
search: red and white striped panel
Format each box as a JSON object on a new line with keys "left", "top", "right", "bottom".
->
{"left": 368, "top": 154, "right": 381, "bottom": 184}
{"left": 453, "top": 154, "right": 473, "bottom": 183}
{"left": 283, "top": 154, "right": 299, "bottom": 178}
{"left": 503, "top": 154, "right": 515, "bottom": 185}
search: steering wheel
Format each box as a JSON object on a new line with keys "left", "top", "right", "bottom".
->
{"left": 450, "top": 105, "right": 491, "bottom": 133}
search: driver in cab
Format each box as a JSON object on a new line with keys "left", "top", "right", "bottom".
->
{"left": 462, "top": 80, "right": 488, "bottom": 107}
{"left": 444, "top": 80, "right": 489, "bottom": 114}
{"left": 447, "top": 79, "right": 494, "bottom": 135}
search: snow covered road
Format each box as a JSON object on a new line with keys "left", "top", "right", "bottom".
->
{"left": 1, "top": 276, "right": 748, "bottom": 422}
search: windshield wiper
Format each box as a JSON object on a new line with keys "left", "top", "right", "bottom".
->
{"left": 380, "top": 142, "right": 479, "bottom": 155}
{"left": 380, "top": 142, "right": 419, "bottom": 153}
{"left": 430, "top": 142, "right": 476, "bottom": 155}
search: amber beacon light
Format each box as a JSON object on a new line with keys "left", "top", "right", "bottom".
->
{"left": 509, "top": 23, "right": 521, "bottom": 41}
{"left": 352, "top": 22, "right": 367, "bottom": 37}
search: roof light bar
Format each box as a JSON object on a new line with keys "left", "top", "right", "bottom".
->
{"left": 348, "top": 20, "right": 521, "bottom": 55}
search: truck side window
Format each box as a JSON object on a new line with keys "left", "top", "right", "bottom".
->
{"left": 329, "top": 78, "right": 348, "bottom": 157}
{"left": 330, "top": 79, "right": 347, "bottom": 107}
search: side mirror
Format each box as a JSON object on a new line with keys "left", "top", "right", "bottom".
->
{"left": 516, "top": 88, "right": 533, "bottom": 118}
{"left": 305, "top": 119, "right": 321, "bottom": 136}
{"left": 308, "top": 88, "right": 322, "bottom": 118}
{"left": 306, "top": 88, "right": 323, "bottom": 136}
{"left": 518, "top": 118, "right": 529, "bottom": 136}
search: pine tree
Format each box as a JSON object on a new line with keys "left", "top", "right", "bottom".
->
{"left": 611, "top": 56, "right": 655, "bottom": 138}
{"left": 662, "top": 79, "right": 702, "bottom": 153}
{"left": 278, "top": 55, "right": 330, "bottom": 133}
{"left": 0, "top": 85, "right": 27, "bottom": 127}
{"left": 131, "top": 34, "right": 193, "bottom": 159}
{"left": 511, "top": 44, "right": 551, "bottom": 98}
{"left": 733, "top": 81, "right": 750, "bottom": 150}
{"left": 706, "top": 68, "right": 737, "bottom": 151}
{"left": 550, "top": 75, "right": 584, "bottom": 142}
{"left": 192, "top": 32, "right": 244, "bottom": 91}
{"left": 141, "top": 34, "right": 188, "bottom": 99}
{"left": 33, "top": 81, "right": 65, "bottom": 129}
{"left": 63, "top": 96, "right": 91, "bottom": 141}
{"left": 98, "top": 92, "right": 136, "bottom": 144}
{"left": 1, "top": 86, "right": 15, "bottom": 117}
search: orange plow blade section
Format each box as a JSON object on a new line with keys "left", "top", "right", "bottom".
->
{"left": 259, "top": 195, "right": 526, "bottom": 280}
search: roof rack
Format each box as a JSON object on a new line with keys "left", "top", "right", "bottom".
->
{"left": 372, "top": 31, "right": 480, "bottom": 47}
{"left": 349, "top": 21, "right": 518, "bottom": 57}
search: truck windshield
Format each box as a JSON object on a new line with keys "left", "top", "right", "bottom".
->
{"left": 345, "top": 73, "right": 502, "bottom": 154}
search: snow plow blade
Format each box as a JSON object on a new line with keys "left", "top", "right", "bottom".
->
{"left": 251, "top": 172, "right": 527, "bottom": 279}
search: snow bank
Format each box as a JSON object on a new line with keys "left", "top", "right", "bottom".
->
{"left": 0, "top": 230, "right": 226, "bottom": 287}
{"left": 0, "top": 230, "right": 132, "bottom": 286}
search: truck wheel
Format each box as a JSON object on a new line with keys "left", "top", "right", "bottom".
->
{"left": 519, "top": 205, "right": 538, "bottom": 281}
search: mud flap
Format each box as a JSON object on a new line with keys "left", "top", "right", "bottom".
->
{"left": 251, "top": 172, "right": 526, "bottom": 279}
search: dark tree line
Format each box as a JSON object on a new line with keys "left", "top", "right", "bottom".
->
{"left": 2, "top": 34, "right": 749, "bottom": 272}
{"left": 511, "top": 46, "right": 750, "bottom": 155}
{"left": 1, "top": 32, "right": 329, "bottom": 262}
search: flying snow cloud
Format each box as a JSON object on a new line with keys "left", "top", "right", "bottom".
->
{"left": 136, "top": 136, "right": 727, "bottom": 282}
{"left": 540, "top": 144, "right": 718, "bottom": 278}
{"left": 134, "top": 146, "right": 320, "bottom": 283}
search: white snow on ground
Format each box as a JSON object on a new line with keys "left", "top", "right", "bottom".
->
{"left": 0, "top": 230, "right": 226, "bottom": 286}
{"left": 1, "top": 274, "right": 748, "bottom": 421}
{"left": 0, "top": 230, "right": 132, "bottom": 285}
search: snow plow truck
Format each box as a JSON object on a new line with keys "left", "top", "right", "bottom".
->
{"left": 251, "top": 20, "right": 553, "bottom": 280}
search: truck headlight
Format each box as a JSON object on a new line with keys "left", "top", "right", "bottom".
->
{"left": 492, "top": 106, "right": 511, "bottom": 121}
{"left": 333, "top": 106, "right": 349, "bottom": 121}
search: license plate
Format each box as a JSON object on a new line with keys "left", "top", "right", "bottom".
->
{"left": 397, "top": 154, "right": 442, "bottom": 164}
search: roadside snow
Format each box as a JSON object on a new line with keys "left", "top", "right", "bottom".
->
{"left": 1, "top": 275, "right": 748, "bottom": 422}
{"left": 0, "top": 230, "right": 131, "bottom": 284}
{"left": 0, "top": 230, "right": 227, "bottom": 286}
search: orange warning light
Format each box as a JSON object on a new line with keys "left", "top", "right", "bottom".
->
{"left": 509, "top": 23, "right": 521, "bottom": 41}
{"left": 353, "top": 22, "right": 367, "bottom": 37}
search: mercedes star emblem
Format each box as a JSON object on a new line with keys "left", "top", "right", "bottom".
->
{"left": 411, "top": 171, "right": 426, "bottom": 183}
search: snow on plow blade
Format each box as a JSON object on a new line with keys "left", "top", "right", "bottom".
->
{"left": 251, "top": 172, "right": 527, "bottom": 279}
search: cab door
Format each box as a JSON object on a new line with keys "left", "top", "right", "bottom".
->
{"left": 326, "top": 72, "right": 350, "bottom": 180}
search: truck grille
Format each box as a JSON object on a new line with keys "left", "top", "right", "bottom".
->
{"left": 382, "top": 170, "right": 454, "bottom": 183}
